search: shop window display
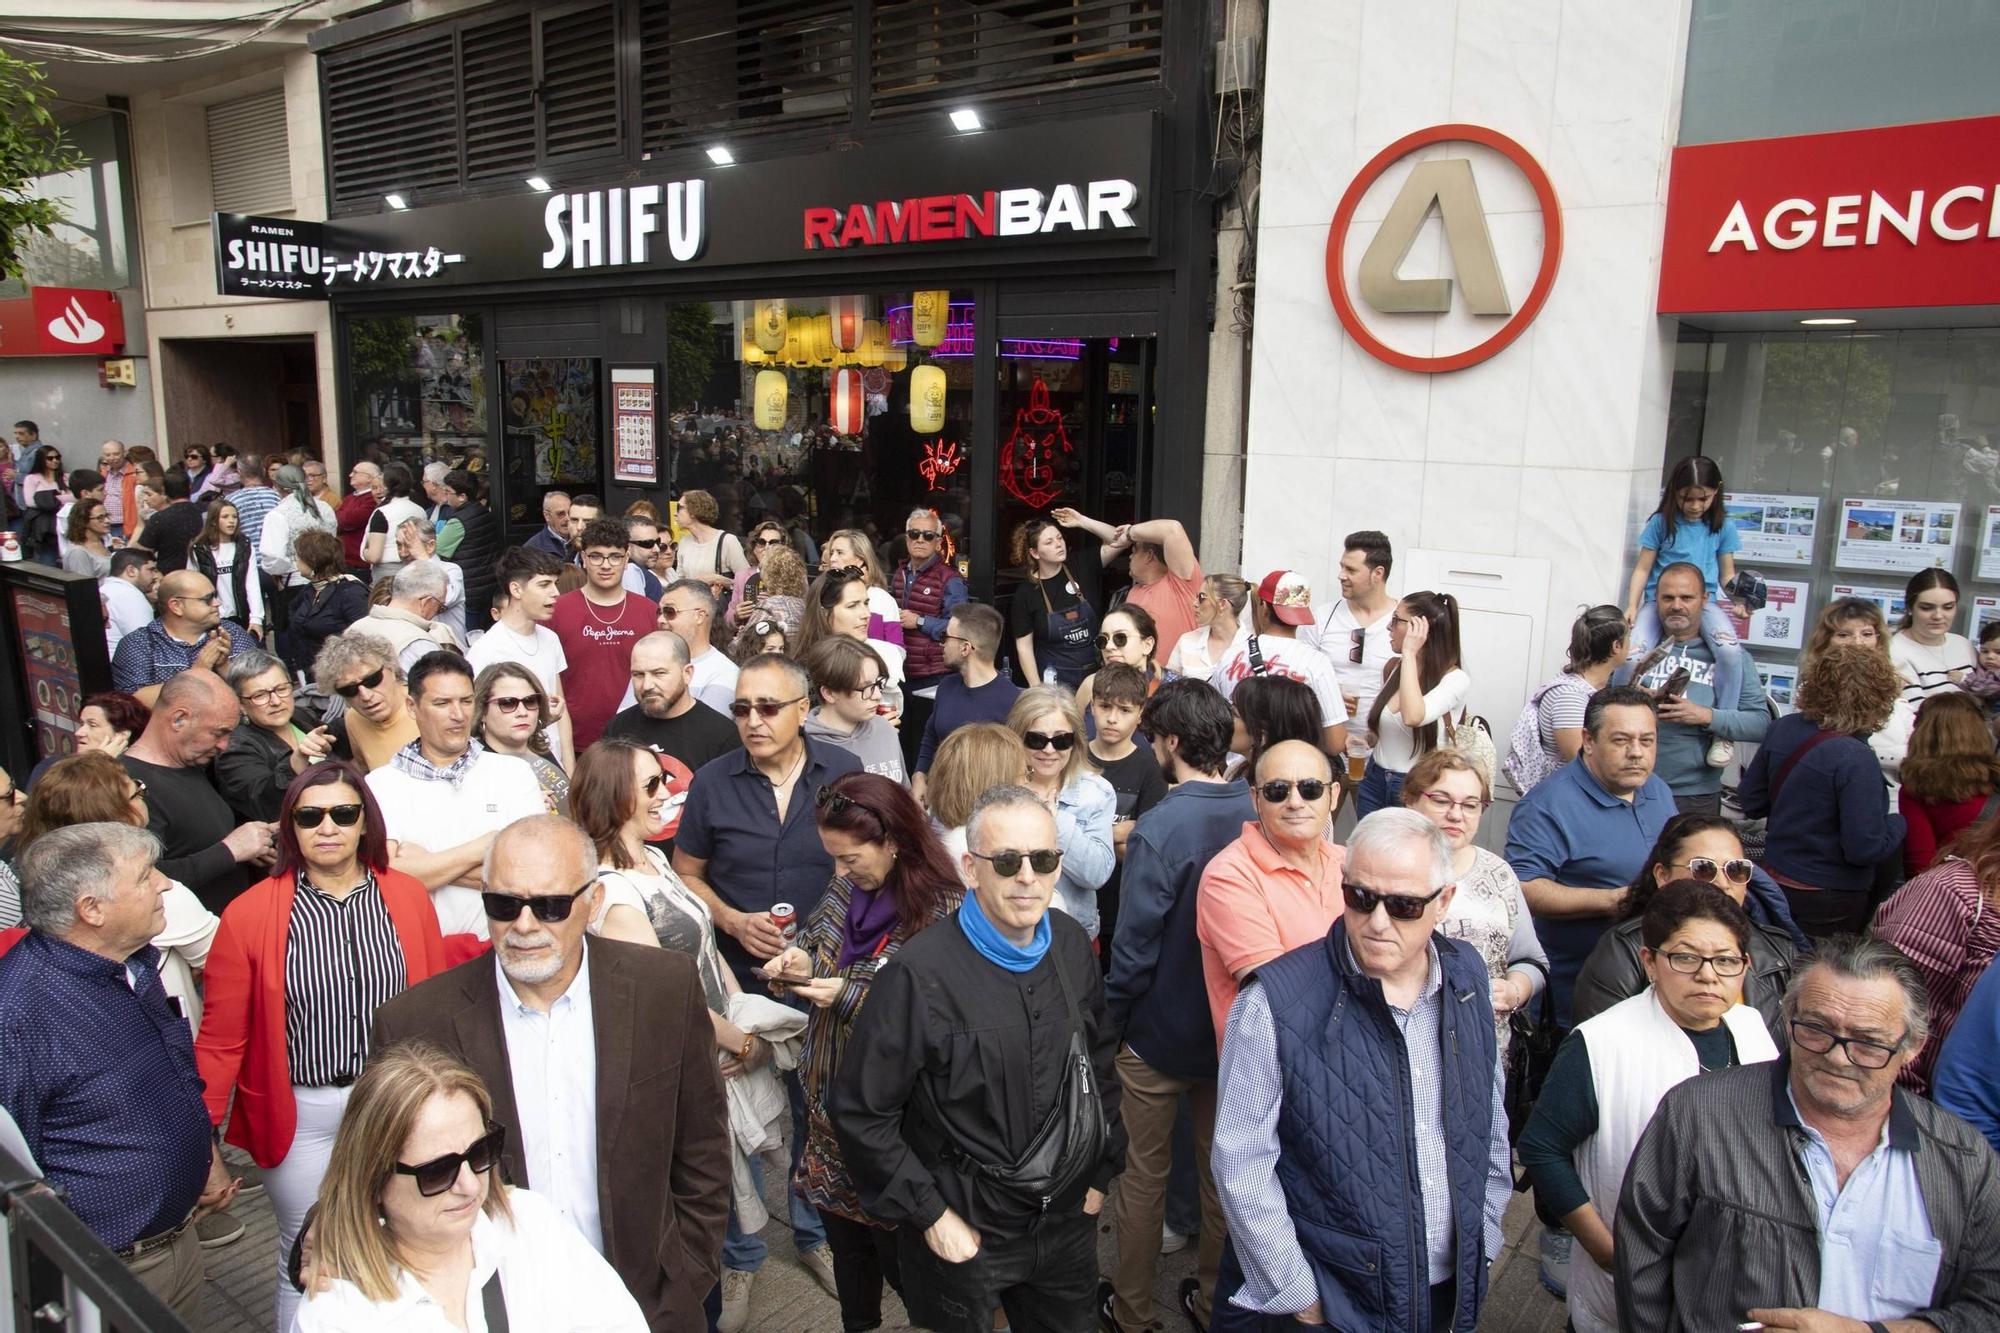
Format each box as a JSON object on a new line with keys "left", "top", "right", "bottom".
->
{"left": 346, "top": 311, "right": 490, "bottom": 477}
{"left": 502, "top": 358, "right": 601, "bottom": 527}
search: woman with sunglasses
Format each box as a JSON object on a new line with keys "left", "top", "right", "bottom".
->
{"left": 758, "top": 772, "right": 960, "bottom": 1333}
{"left": 312, "top": 633, "right": 419, "bottom": 773}
{"left": 287, "top": 528, "right": 371, "bottom": 682}
{"left": 801, "top": 637, "right": 907, "bottom": 785}
{"left": 1166, "top": 573, "right": 1249, "bottom": 681}
{"left": 472, "top": 663, "right": 568, "bottom": 813}
{"left": 182, "top": 444, "right": 213, "bottom": 496}
{"left": 1073, "top": 604, "right": 1175, "bottom": 715}
{"left": 216, "top": 649, "right": 337, "bottom": 822}
{"left": 188, "top": 498, "right": 267, "bottom": 639}
{"left": 195, "top": 759, "right": 454, "bottom": 1333}
{"left": 1357, "top": 589, "right": 1469, "bottom": 817}
{"left": 20, "top": 443, "right": 69, "bottom": 562}
{"left": 800, "top": 567, "right": 907, "bottom": 720}
{"left": 1519, "top": 881, "right": 1778, "bottom": 1333}
{"left": 1399, "top": 748, "right": 1547, "bottom": 1052}
{"left": 1007, "top": 685, "right": 1115, "bottom": 940}
{"left": 726, "top": 519, "right": 789, "bottom": 624}
{"left": 295, "top": 1040, "right": 645, "bottom": 1331}
{"left": 1570, "top": 814, "right": 1797, "bottom": 1035}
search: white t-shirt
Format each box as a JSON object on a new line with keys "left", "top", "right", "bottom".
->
{"left": 367, "top": 749, "right": 548, "bottom": 935}
{"left": 1303, "top": 599, "right": 1396, "bottom": 723}
{"left": 467, "top": 621, "right": 570, "bottom": 755}
{"left": 688, "top": 645, "right": 740, "bottom": 715}
{"left": 1207, "top": 633, "right": 1351, "bottom": 731}
{"left": 101, "top": 577, "right": 154, "bottom": 658}
{"left": 1371, "top": 667, "right": 1473, "bottom": 773}
{"left": 367, "top": 495, "right": 430, "bottom": 584}
{"left": 1890, "top": 631, "right": 1976, "bottom": 704}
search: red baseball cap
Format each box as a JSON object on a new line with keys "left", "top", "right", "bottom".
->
{"left": 1257, "top": 570, "right": 1315, "bottom": 626}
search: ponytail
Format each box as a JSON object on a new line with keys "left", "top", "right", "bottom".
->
{"left": 1566, "top": 604, "right": 1629, "bottom": 673}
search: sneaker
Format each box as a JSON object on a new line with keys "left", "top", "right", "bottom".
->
{"left": 1178, "top": 1277, "right": 1206, "bottom": 1333}
{"left": 717, "top": 1268, "right": 755, "bottom": 1333}
{"left": 800, "top": 1243, "right": 838, "bottom": 1298}
{"left": 196, "top": 1210, "right": 245, "bottom": 1250}
{"left": 230, "top": 1160, "right": 266, "bottom": 1200}
{"left": 1707, "top": 737, "right": 1735, "bottom": 768}
{"left": 1160, "top": 1223, "right": 1190, "bottom": 1254}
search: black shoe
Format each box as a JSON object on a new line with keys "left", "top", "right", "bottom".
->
{"left": 1178, "top": 1278, "right": 1205, "bottom": 1333}
{"left": 1098, "top": 1279, "right": 1120, "bottom": 1333}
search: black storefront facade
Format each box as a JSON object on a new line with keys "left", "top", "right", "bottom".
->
{"left": 293, "top": 0, "right": 1219, "bottom": 607}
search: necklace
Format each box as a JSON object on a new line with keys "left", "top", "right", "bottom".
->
{"left": 581, "top": 591, "right": 628, "bottom": 626}
{"left": 498, "top": 621, "right": 545, "bottom": 657}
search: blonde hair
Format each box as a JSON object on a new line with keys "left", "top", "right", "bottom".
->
{"left": 1399, "top": 747, "right": 1491, "bottom": 804}
{"left": 926, "top": 723, "right": 1029, "bottom": 829}
{"left": 1007, "top": 684, "right": 1095, "bottom": 790}
{"left": 1795, "top": 642, "right": 1901, "bottom": 737}
{"left": 311, "top": 1041, "right": 513, "bottom": 1303}
{"left": 826, "top": 528, "right": 889, "bottom": 589}
{"left": 757, "top": 545, "right": 807, "bottom": 598}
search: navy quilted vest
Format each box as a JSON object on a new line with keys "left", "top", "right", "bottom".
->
{"left": 1255, "top": 922, "right": 1497, "bottom": 1333}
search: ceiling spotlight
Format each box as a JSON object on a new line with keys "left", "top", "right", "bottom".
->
{"left": 706, "top": 145, "right": 734, "bottom": 166}
{"left": 1798, "top": 316, "right": 1857, "bottom": 326}
{"left": 949, "top": 108, "right": 982, "bottom": 132}
{"left": 384, "top": 193, "right": 408, "bottom": 210}
{"left": 526, "top": 175, "right": 551, "bottom": 193}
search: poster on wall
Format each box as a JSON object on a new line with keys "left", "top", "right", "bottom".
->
{"left": 1725, "top": 577, "right": 1808, "bottom": 651}
{"left": 11, "top": 588, "right": 80, "bottom": 758}
{"left": 1835, "top": 498, "right": 1959, "bottom": 573}
{"left": 1724, "top": 493, "right": 1819, "bottom": 565}
{"left": 1830, "top": 582, "right": 1908, "bottom": 625}
{"left": 611, "top": 366, "right": 659, "bottom": 486}
{"left": 503, "top": 358, "right": 599, "bottom": 486}
{"left": 1974, "top": 596, "right": 2000, "bottom": 640}
{"left": 1755, "top": 659, "right": 1799, "bottom": 713}
{"left": 1980, "top": 506, "right": 2000, "bottom": 581}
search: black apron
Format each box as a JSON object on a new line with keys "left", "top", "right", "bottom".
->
{"left": 1035, "top": 568, "right": 1096, "bottom": 690}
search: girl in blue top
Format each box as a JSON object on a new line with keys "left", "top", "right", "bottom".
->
{"left": 1622, "top": 457, "right": 1748, "bottom": 761}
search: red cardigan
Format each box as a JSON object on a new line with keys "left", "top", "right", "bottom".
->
{"left": 194, "top": 867, "right": 454, "bottom": 1167}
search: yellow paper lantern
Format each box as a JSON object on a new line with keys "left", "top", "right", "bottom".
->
{"left": 910, "top": 290, "right": 950, "bottom": 349}
{"left": 753, "top": 370, "right": 788, "bottom": 430}
{"left": 781, "top": 317, "right": 807, "bottom": 367}
{"left": 742, "top": 342, "right": 765, "bottom": 365}
{"left": 752, "top": 299, "right": 787, "bottom": 354}
{"left": 910, "top": 363, "right": 947, "bottom": 434}
{"left": 857, "top": 320, "right": 887, "bottom": 368}
{"left": 882, "top": 345, "right": 908, "bottom": 372}
{"left": 810, "top": 314, "right": 835, "bottom": 366}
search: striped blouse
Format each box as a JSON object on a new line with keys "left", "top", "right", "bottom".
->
{"left": 283, "top": 869, "right": 408, "bottom": 1087}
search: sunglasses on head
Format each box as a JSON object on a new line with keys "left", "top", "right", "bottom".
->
{"left": 730, "top": 695, "right": 807, "bottom": 719}
{"left": 490, "top": 693, "right": 544, "bottom": 714}
{"left": 481, "top": 880, "right": 597, "bottom": 923}
{"left": 336, "top": 666, "right": 388, "bottom": 699}
{"left": 817, "top": 567, "right": 865, "bottom": 604}
{"left": 971, "top": 848, "right": 1064, "bottom": 877}
{"left": 291, "top": 803, "right": 364, "bottom": 829}
{"left": 395, "top": 1124, "right": 506, "bottom": 1197}
{"left": 1096, "top": 630, "right": 1136, "bottom": 651}
{"left": 1671, "top": 856, "right": 1755, "bottom": 886}
{"left": 816, "top": 786, "right": 884, "bottom": 824}
{"left": 1258, "top": 778, "right": 1330, "bottom": 803}
{"left": 1343, "top": 881, "right": 1447, "bottom": 922}
{"left": 1022, "top": 730, "right": 1075, "bottom": 752}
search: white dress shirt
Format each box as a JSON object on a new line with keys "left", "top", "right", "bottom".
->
{"left": 101, "top": 577, "right": 154, "bottom": 658}
{"left": 494, "top": 951, "right": 603, "bottom": 1254}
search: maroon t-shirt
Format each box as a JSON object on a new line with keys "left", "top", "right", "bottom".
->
{"left": 549, "top": 589, "right": 659, "bottom": 751}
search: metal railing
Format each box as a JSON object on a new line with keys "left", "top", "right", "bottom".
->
{"left": 0, "top": 1145, "right": 187, "bottom": 1333}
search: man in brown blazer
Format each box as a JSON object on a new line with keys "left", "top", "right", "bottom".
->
{"left": 371, "top": 814, "right": 730, "bottom": 1332}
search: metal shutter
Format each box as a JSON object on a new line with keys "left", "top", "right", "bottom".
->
{"left": 870, "top": 0, "right": 1164, "bottom": 118}
{"left": 637, "top": 0, "right": 852, "bottom": 156}
{"left": 323, "top": 31, "right": 460, "bottom": 212}
{"left": 538, "top": 3, "right": 622, "bottom": 161}
{"left": 207, "top": 89, "right": 293, "bottom": 214}
{"left": 462, "top": 12, "right": 536, "bottom": 180}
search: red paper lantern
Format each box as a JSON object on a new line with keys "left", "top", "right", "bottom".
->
{"left": 828, "top": 295, "right": 867, "bottom": 352}
{"left": 830, "top": 366, "right": 865, "bottom": 435}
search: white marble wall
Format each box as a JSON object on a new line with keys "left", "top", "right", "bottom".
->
{"left": 1243, "top": 0, "right": 1694, "bottom": 679}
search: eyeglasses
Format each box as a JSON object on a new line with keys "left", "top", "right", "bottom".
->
{"left": 490, "top": 693, "right": 544, "bottom": 714}
{"left": 481, "top": 879, "right": 598, "bottom": 923}
{"left": 753, "top": 536, "right": 787, "bottom": 549}
{"left": 1343, "top": 881, "right": 1448, "bottom": 922}
{"left": 1657, "top": 949, "right": 1748, "bottom": 977}
{"left": 816, "top": 786, "right": 885, "bottom": 824}
{"left": 906, "top": 528, "right": 941, "bottom": 541}
{"left": 1349, "top": 627, "right": 1366, "bottom": 665}
{"left": 1788, "top": 1018, "right": 1905, "bottom": 1070}
{"left": 729, "top": 695, "right": 807, "bottom": 719}
{"left": 658, "top": 602, "right": 702, "bottom": 621}
{"left": 1257, "top": 778, "right": 1330, "bottom": 803}
{"left": 1022, "top": 730, "right": 1076, "bottom": 752}
{"left": 848, "top": 678, "right": 885, "bottom": 698}
{"left": 1670, "top": 856, "right": 1755, "bottom": 886}
{"left": 291, "top": 803, "right": 365, "bottom": 829}
{"left": 395, "top": 1124, "right": 506, "bottom": 1197}
{"left": 242, "top": 683, "right": 294, "bottom": 708}
{"left": 1096, "top": 630, "right": 1137, "bottom": 651}
{"left": 970, "top": 848, "right": 1064, "bottom": 877}
{"left": 581, "top": 550, "right": 625, "bottom": 565}
{"left": 1417, "top": 789, "right": 1491, "bottom": 817}
{"left": 335, "top": 666, "right": 388, "bottom": 699}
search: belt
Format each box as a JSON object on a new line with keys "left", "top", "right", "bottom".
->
{"left": 118, "top": 1211, "right": 194, "bottom": 1261}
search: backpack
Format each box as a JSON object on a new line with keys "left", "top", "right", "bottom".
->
{"left": 1452, "top": 711, "right": 1499, "bottom": 790}
{"left": 1501, "top": 678, "right": 1568, "bottom": 794}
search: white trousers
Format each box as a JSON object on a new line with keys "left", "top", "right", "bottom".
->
{"left": 267, "top": 1083, "right": 352, "bottom": 1333}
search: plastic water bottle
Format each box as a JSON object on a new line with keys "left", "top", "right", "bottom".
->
{"left": 1538, "top": 1224, "right": 1573, "bottom": 1299}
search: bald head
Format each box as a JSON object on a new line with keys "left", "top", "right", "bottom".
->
{"left": 1252, "top": 739, "right": 1336, "bottom": 851}
{"left": 147, "top": 669, "right": 239, "bottom": 766}
{"left": 1254, "top": 738, "right": 1334, "bottom": 784}
{"left": 633, "top": 630, "right": 691, "bottom": 670}
{"left": 485, "top": 814, "right": 598, "bottom": 894}
{"left": 159, "top": 570, "right": 222, "bottom": 633}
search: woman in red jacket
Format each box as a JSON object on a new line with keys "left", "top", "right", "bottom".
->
{"left": 1896, "top": 690, "right": 2000, "bottom": 877}
{"left": 194, "top": 758, "right": 452, "bottom": 1332}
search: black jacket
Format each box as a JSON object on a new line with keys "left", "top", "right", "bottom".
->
{"left": 448, "top": 499, "right": 500, "bottom": 632}
{"left": 213, "top": 714, "right": 319, "bottom": 823}
{"left": 285, "top": 576, "right": 369, "bottom": 678}
{"left": 1571, "top": 914, "right": 1797, "bottom": 1045}
{"left": 188, "top": 541, "right": 257, "bottom": 630}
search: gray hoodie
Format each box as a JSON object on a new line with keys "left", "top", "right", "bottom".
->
{"left": 804, "top": 709, "right": 907, "bottom": 784}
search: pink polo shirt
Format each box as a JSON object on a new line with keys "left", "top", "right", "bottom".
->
{"left": 1125, "top": 560, "right": 1202, "bottom": 657}
{"left": 1195, "top": 820, "right": 1345, "bottom": 1051}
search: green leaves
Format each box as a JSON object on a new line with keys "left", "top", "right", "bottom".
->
{"left": 0, "top": 48, "right": 86, "bottom": 284}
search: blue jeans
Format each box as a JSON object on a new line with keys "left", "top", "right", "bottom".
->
{"left": 721, "top": 1067, "right": 825, "bottom": 1272}
{"left": 1354, "top": 758, "right": 1405, "bottom": 819}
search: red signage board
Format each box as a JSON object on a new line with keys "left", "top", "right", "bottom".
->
{"left": 0, "top": 287, "right": 125, "bottom": 356}
{"left": 1659, "top": 115, "right": 2000, "bottom": 314}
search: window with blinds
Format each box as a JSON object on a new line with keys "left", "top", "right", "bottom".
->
{"left": 207, "top": 89, "right": 294, "bottom": 214}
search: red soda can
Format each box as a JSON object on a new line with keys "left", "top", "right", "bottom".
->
{"left": 770, "top": 902, "right": 798, "bottom": 944}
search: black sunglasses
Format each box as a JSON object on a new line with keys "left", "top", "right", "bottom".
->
{"left": 291, "top": 803, "right": 364, "bottom": 829}
{"left": 1096, "top": 630, "right": 1136, "bottom": 651}
{"left": 816, "top": 567, "right": 865, "bottom": 605}
{"left": 906, "top": 528, "right": 941, "bottom": 541}
{"left": 970, "top": 848, "right": 1064, "bottom": 877}
{"left": 816, "top": 786, "right": 884, "bottom": 824}
{"left": 481, "top": 879, "right": 597, "bottom": 923}
{"left": 335, "top": 666, "right": 387, "bottom": 699}
{"left": 395, "top": 1124, "right": 506, "bottom": 1197}
{"left": 1022, "top": 730, "right": 1076, "bottom": 752}
{"left": 1343, "top": 881, "right": 1447, "bottom": 922}
{"left": 1349, "top": 627, "right": 1366, "bottom": 665}
{"left": 1257, "top": 778, "right": 1330, "bottom": 803}
{"left": 730, "top": 695, "right": 807, "bottom": 719}
{"left": 629, "top": 538, "right": 662, "bottom": 550}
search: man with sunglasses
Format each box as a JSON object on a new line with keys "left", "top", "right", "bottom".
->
{"left": 1301, "top": 530, "right": 1398, "bottom": 731}
{"left": 312, "top": 634, "right": 418, "bottom": 773}
{"left": 1213, "top": 808, "right": 1511, "bottom": 1333}
{"left": 371, "top": 815, "right": 732, "bottom": 1332}
{"left": 110, "top": 569, "right": 258, "bottom": 708}
{"left": 552, "top": 517, "right": 663, "bottom": 750}
{"left": 1617, "top": 935, "right": 2000, "bottom": 1333}
{"left": 624, "top": 515, "right": 667, "bottom": 601}
{"left": 890, "top": 506, "right": 970, "bottom": 757}
{"left": 648, "top": 579, "right": 739, "bottom": 716}
{"left": 833, "top": 785, "right": 1124, "bottom": 1333}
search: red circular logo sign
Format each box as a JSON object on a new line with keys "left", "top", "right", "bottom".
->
{"left": 1325, "top": 123, "right": 1563, "bottom": 374}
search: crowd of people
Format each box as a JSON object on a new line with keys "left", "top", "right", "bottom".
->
{"left": 3, "top": 432, "right": 2000, "bottom": 1333}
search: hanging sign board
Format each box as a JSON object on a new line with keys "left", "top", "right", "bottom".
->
{"left": 611, "top": 366, "right": 659, "bottom": 486}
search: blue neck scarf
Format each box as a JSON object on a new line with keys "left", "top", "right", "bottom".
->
{"left": 957, "top": 890, "right": 1051, "bottom": 972}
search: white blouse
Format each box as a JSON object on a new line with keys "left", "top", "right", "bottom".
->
{"left": 1372, "top": 667, "right": 1473, "bottom": 773}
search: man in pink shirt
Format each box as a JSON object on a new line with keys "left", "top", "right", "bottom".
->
{"left": 1196, "top": 739, "right": 1345, "bottom": 1048}
{"left": 1052, "top": 507, "right": 1203, "bottom": 649}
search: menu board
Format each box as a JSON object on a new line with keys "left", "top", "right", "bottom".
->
{"left": 1724, "top": 493, "right": 1818, "bottom": 566}
{"left": 611, "top": 365, "right": 658, "bottom": 485}
{"left": 1835, "top": 498, "right": 1959, "bottom": 573}
{"left": 11, "top": 587, "right": 81, "bottom": 758}
{"left": 1724, "top": 577, "right": 1808, "bottom": 651}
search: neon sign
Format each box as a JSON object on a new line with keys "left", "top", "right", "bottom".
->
{"left": 884, "top": 302, "right": 1088, "bottom": 360}
{"left": 919, "top": 440, "right": 964, "bottom": 491}
{"left": 1000, "top": 377, "right": 1072, "bottom": 508}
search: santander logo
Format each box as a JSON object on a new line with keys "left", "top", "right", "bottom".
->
{"left": 45, "top": 296, "right": 105, "bottom": 346}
